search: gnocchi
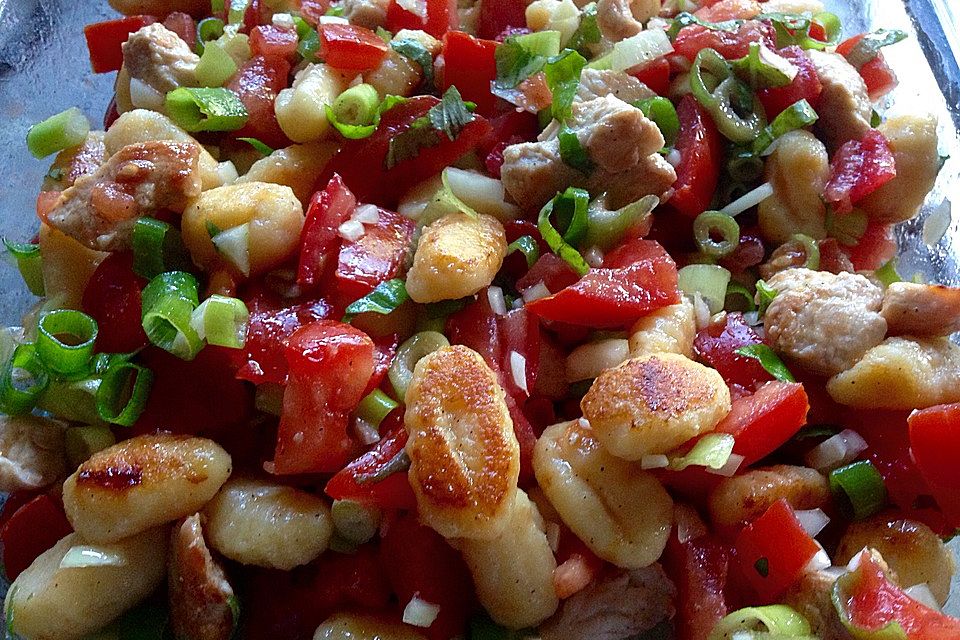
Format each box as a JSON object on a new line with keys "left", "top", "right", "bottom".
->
{"left": 707, "top": 465, "right": 830, "bottom": 530}
{"left": 404, "top": 213, "right": 508, "bottom": 304}
{"left": 203, "top": 477, "right": 332, "bottom": 570}
{"left": 404, "top": 345, "right": 520, "bottom": 540}
{"left": 313, "top": 613, "right": 428, "bottom": 640}
{"left": 757, "top": 130, "right": 829, "bottom": 245}
{"left": 807, "top": 50, "right": 872, "bottom": 150}
{"left": 238, "top": 142, "right": 338, "bottom": 205}
{"left": 581, "top": 353, "right": 730, "bottom": 460}
{"left": 533, "top": 420, "right": 673, "bottom": 568}
{"left": 5, "top": 527, "right": 168, "bottom": 640}
{"left": 456, "top": 491, "right": 559, "bottom": 629}
{"left": 628, "top": 298, "right": 697, "bottom": 358}
{"left": 364, "top": 50, "right": 422, "bottom": 98}
{"left": 39, "top": 222, "right": 107, "bottom": 310}
{"left": 62, "top": 434, "right": 232, "bottom": 543}
{"left": 275, "top": 64, "right": 350, "bottom": 143}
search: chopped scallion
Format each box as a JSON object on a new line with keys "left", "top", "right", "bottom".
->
{"left": 634, "top": 96, "right": 680, "bottom": 147}
{"left": 331, "top": 83, "right": 380, "bottom": 129}
{"left": 507, "top": 235, "right": 540, "bottom": 268}
{"left": 141, "top": 271, "right": 203, "bottom": 360}
{"left": 195, "top": 17, "right": 226, "bottom": 55}
{"left": 3, "top": 240, "right": 45, "bottom": 296}
{"left": 355, "top": 389, "right": 399, "bottom": 428}
{"left": 558, "top": 128, "right": 594, "bottom": 174}
{"left": 26, "top": 107, "right": 90, "bottom": 159}
{"left": 693, "top": 210, "right": 740, "bottom": 258}
{"left": 195, "top": 41, "right": 238, "bottom": 87}
{"left": 36, "top": 310, "right": 98, "bottom": 376}
{"left": 389, "top": 331, "right": 449, "bottom": 398}
{"left": 735, "top": 343, "right": 795, "bottom": 382}
{"left": 712, "top": 604, "right": 812, "bottom": 638}
{"left": 725, "top": 281, "right": 756, "bottom": 312}
{"left": 190, "top": 295, "right": 249, "bottom": 349}
{"left": 678, "top": 264, "right": 731, "bottom": 314}
{"left": 690, "top": 48, "right": 766, "bottom": 143}
{"left": 538, "top": 187, "right": 591, "bottom": 276}
{"left": 0, "top": 343, "right": 49, "bottom": 415}
{"left": 132, "top": 217, "right": 191, "bottom": 280}
{"left": 165, "top": 87, "right": 248, "bottom": 132}
{"left": 791, "top": 233, "right": 820, "bottom": 271}
{"left": 874, "top": 258, "right": 901, "bottom": 287}
{"left": 829, "top": 460, "right": 887, "bottom": 520}
{"left": 96, "top": 362, "right": 153, "bottom": 427}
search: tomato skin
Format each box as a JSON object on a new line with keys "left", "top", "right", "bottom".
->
{"left": 84, "top": 16, "right": 157, "bottom": 73}
{"left": 273, "top": 321, "right": 375, "bottom": 474}
{"left": 629, "top": 56, "right": 671, "bottom": 96}
{"left": 476, "top": 0, "right": 527, "bottom": 39}
{"left": 1, "top": 495, "right": 73, "bottom": 581}
{"left": 757, "top": 46, "right": 822, "bottom": 118}
{"left": 385, "top": 0, "right": 458, "bottom": 38}
{"left": 908, "top": 403, "right": 960, "bottom": 528}
{"left": 225, "top": 55, "right": 291, "bottom": 149}
{"left": 81, "top": 252, "right": 149, "bottom": 354}
{"left": 836, "top": 34, "right": 899, "bottom": 100}
{"left": 163, "top": 12, "right": 196, "bottom": 48}
{"left": 318, "top": 23, "right": 389, "bottom": 71}
{"left": 298, "top": 174, "right": 358, "bottom": 289}
{"left": 668, "top": 96, "right": 725, "bottom": 218}
{"left": 441, "top": 31, "right": 499, "bottom": 115}
{"left": 525, "top": 240, "right": 680, "bottom": 329}
{"left": 673, "top": 20, "right": 776, "bottom": 62}
{"left": 844, "top": 220, "right": 895, "bottom": 272}
{"left": 693, "top": 312, "right": 773, "bottom": 394}
{"left": 334, "top": 208, "right": 415, "bottom": 303}
{"left": 824, "top": 129, "right": 897, "bottom": 214}
{"left": 715, "top": 381, "right": 809, "bottom": 466}
{"left": 379, "top": 512, "right": 475, "bottom": 640}
{"left": 250, "top": 25, "right": 299, "bottom": 62}
{"left": 298, "top": 0, "right": 331, "bottom": 25}
{"left": 734, "top": 499, "right": 819, "bottom": 601}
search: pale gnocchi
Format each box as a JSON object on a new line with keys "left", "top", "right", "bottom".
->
{"left": 238, "top": 142, "right": 338, "bottom": 205}
{"left": 707, "top": 465, "right": 831, "bottom": 530}
{"left": 628, "top": 298, "right": 697, "bottom": 358}
{"left": 275, "top": 64, "right": 350, "bottom": 143}
{"left": 757, "top": 130, "right": 829, "bottom": 245}
{"left": 313, "top": 613, "right": 428, "bottom": 640}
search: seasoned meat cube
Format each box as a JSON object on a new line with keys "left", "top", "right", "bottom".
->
{"left": 881, "top": 281, "right": 960, "bottom": 337}
{"left": 596, "top": 0, "right": 661, "bottom": 41}
{"left": 46, "top": 141, "right": 202, "bottom": 251}
{"left": 763, "top": 268, "right": 887, "bottom": 376}
{"left": 807, "top": 50, "right": 872, "bottom": 150}
{"left": 0, "top": 415, "right": 66, "bottom": 493}
{"left": 42, "top": 132, "right": 106, "bottom": 192}
{"left": 168, "top": 514, "right": 236, "bottom": 640}
{"left": 501, "top": 95, "right": 675, "bottom": 210}
{"left": 576, "top": 68, "right": 654, "bottom": 104}
{"left": 117, "top": 24, "right": 199, "bottom": 112}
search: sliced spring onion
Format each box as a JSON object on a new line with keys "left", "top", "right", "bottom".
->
{"left": 568, "top": 2, "right": 600, "bottom": 53}
{"left": 0, "top": 343, "right": 49, "bottom": 415}
{"left": 678, "top": 264, "right": 731, "bottom": 314}
{"left": 37, "top": 377, "right": 102, "bottom": 425}
{"left": 190, "top": 295, "right": 249, "bottom": 349}
{"left": 538, "top": 187, "right": 591, "bottom": 276}
{"left": 791, "top": 233, "right": 820, "bottom": 271}
{"left": 3, "top": 240, "right": 45, "bottom": 296}
{"left": 694, "top": 211, "right": 740, "bottom": 258}
{"left": 755, "top": 278, "right": 777, "bottom": 315}
{"left": 668, "top": 433, "right": 736, "bottom": 471}
{"left": 165, "top": 87, "right": 249, "bottom": 132}
{"left": 690, "top": 48, "right": 765, "bottom": 143}
{"left": 389, "top": 331, "right": 450, "bottom": 399}
{"left": 558, "top": 128, "right": 594, "bottom": 173}
{"left": 735, "top": 344, "right": 795, "bottom": 382}
{"left": 720, "top": 181, "right": 774, "bottom": 217}
{"left": 331, "top": 499, "right": 381, "bottom": 545}
{"left": 874, "top": 258, "right": 902, "bottom": 287}
{"left": 634, "top": 96, "right": 680, "bottom": 147}
{"left": 26, "top": 107, "right": 90, "bottom": 159}
{"left": 584, "top": 194, "right": 658, "bottom": 251}
{"left": 96, "top": 362, "right": 153, "bottom": 426}
{"left": 344, "top": 279, "right": 409, "bottom": 320}
{"left": 36, "top": 310, "right": 98, "bottom": 376}
{"left": 211, "top": 223, "right": 251, "bottom": 276}
{"left": 753, "top": 98, "right": 818, "bottom": 155}
{"left": 330, "top": 83, "right": 381, "bottom": 132}
{"left": 141, "top": 271, "right": 203, "bottom": 360}
{"left": 830, "top": 460, "right": 888, "bottom": 521}
{"left": 195, "top": 16, "right": 225, "bottom": 54}
{"left": 544, "top": 48, "right": 587, "bottom": 122}
{"left": 731, "top": 42, "right": 798, "bottom": 89}
{"left": 65, "top": 425, "right": 116, "bottom": 469}
{"left": 356, "top": 389, "right": 399, "bottom": 429}
{"left": 238, "top": 137, "right": 273, "bottom": 155}
{"left": 610, "top": 29, "right": 674, "bottom": 73}
{"left": 298, "top": 26, "right": 321, "bottom": 62}
{"left": 709, "top": 604, "right": 812, "bottom": 640}
{"left": 727, "top": 147, "right": 764, "bottom": 182}
{"left": 507, "top": 235, "right": 540, "bottom": 268}
{"left": 725, "top": 281, "right": 756, "bottom": 312}
{"left": 195, "top": 41, "right": 238, "bottom": 87}
{"left": 132, "top": 217, "right": 191, "bottom": 279}
{"left": 665, "top": 12, "right": 740, "bottom": 41}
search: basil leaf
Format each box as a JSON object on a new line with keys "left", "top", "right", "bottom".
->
{"left": 428, "top": 86, "right": 475, "bottom": 141}
{"left": 386, "top": 87, "right": 472, "bottom": 168}
{"left": 666, "top": 12, "right": 741, "bottom": 40}
{"left": 558, "top": 127, "right": 594, "bottom": 174}
{"left": 755, "top": 279, "right": 777, "bottom": 315}
{"left": 844, "top": 29, "right": 907, "bottom": 69}
{"left": 634, "top": 96, "right": 680, "bottom": 147}
{"left": 568, "top": 3, "right": 601, "bottom": 54}
{"left": 545, "top": 49, "right": 587, "bottom": 122}
{"left": 735, "top": 344, "right": 795, "bottom": 382}
{"left": 538, "top": 187, "right": 591, "bottom": 276}
{"left": 344, "top": 279, "right": 410, "bottom": 320}
{"left": 391, "top": 38, "right": 436, "bottom": 90}
{"left": 495, "top": 31, "right": 561, "bottom": 89}
{"left": 507, "top": 235, "right": 540, "bottom": 268}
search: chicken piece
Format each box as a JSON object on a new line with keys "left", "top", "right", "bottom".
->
{"left": 168, "top": 514, "right": 236, "bottom": 640}
{"left": 859, "top": 114, "right": 940, "bottom": 223}
{"left": 880, "top": 281, "right": 960, "bottom": 337}
{"left": 117, "top": 24, "right": 200, "bottom": 113}
{"left": 576, "top": 68, "right": 654, "bottom": 104}
{"left": 42, "top": 132, "right": 106, "bottom": 192}
{"left": 595, "top": 0, "right": 661, "bottom": 41}
{"left": 783, "top": 570, "right": 852, "bottom": 640}
{"left": 539, "top": 564, "right": 675, "bottom": 640}
{"left": 763, "top": 268, "right": 887, "bottom": 376}
{"left": 342, "top": 0, "right": 390, "bottom": 29}
{"left": 501, "top": 95, "right": 676, "bottom": 211}
{"left": 46, "top": 141, "right": 202, "bottom": 252}
{"left": 0, "top": 415, "right": 66, "bottom": 493}
{"left": 827, "top": 337, "right": 960, "bottom": 409}
{"left": 807, "top": 50, "right": 872, "bottom": 150}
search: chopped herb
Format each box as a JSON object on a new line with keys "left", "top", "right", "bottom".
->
{"left": 754, "top": 556, "right": 770, "bottom": 578}
{"left": 238, "top": 137, "right": 274, "bottom": 156}
{"left": 634, "top": 96, "right": 680, "bottom": 147}
{"left": 735, "top": 344, "right": 795, "bottom": 382}
{"left": 666, "top": 12, "right": 740, "bottom": 40}
{"left": 844, "top": 29, "right": 907, "bottom": 69}
{"left": 386, "top": 87, "right": 473, "bottom": 169}
{"left": 755, "top": 279, "right": 777, "bottom": 315}
{"left": 568, "top": 3, "right": 601, "bottom": 54}
{"left": 328, "top": 94, "right": 407, "bottom": 140}
{"left": 871, "top": 109, "right": 882, "bottom": 127}
{"left": 558, "top": 128, "right": 594, "bottom": 174}
{"left": 538, "top": 187, "right": 591, "bottom": 276}
{"left": 731, "top": 42, "right": 796, "bottom": 89}
{"left": 46, "top": 167, "right": 65, "bottom": 182}
{"left": 429, "top": 86, "right": 474, "bottom": 140}
{"left": 344, "top": 279, "right": 410, "bottom": 320}
{"left": 544, "top": 49, "right": 587, "bottom": 122}
{"left": 391, "top": 38, "right": 435, "bottom": 90}
{"left": 494, "top": 31, "right": 561, "bottom": 89}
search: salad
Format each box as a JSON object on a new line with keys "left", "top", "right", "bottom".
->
{"left": 1, "top": 0, "right": 959, "bottom": 638}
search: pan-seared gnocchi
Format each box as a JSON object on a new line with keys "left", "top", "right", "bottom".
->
{"left": 203, "top": 477, "right": 332, "bottom": 570}
{"left": 274, "top": 64, "right": 349, "bottom": 143}
{"left": 757, "top": 130, "right": 829, "bottom": 245}
{"left": 62, "top": 434, "right": 231, "bottom": 543}
{"left": 5, "top": 527, "right": 168, "bottom": 640}
{"left": 238, "top": 142, "right": 338, "bottom": 205}
{"left": 313, "top": 613, "right": 429, "bottom": 640}
{"left": 707, "top": 465, "right": 831, "bottom": 530}
{"left": 533, "top": 420, "right": 673, "bottom": 568}
{"left": 456, "top": 490, "right": 559, "bottom": 629}
{"left": 404, "top": 345, "right": 520, "bottom": 541}
{"left": 628, "top": 298, "right": 696, "bottom": 358}
{"left": 581, "top": 353, "right": 730, "bottom": 460}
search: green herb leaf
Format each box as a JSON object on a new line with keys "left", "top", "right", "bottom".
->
{"left": 205, "top": 220, "right": 223, "bottom": 239}
{"left": 386, "top": 121, "right": 439, "bottom": 169}
{"left": 238, "top": 137, "right": 274, "bottom": 156}
{"left": 568, "top": 2, "right": 601, "bottom": 54}
{"left": 165, "top": 87, "right": 248, "bottom": 132}
{"left": 755, "top": 279, "right": 777, "bottom": 316}
{"left": 391, "top": 38, "right": 435, "bottom": 90}
{"left": 731, "top": 42, "right": 796, "bottom": 89}
{"left": 494, "top": 31, "right": 562, "bottom": 89}
{"left": 760, "top": 11, "right": 841, "bottom": 50}
{"left": 386, "top": 88, "right": 472, "bottom": 168}
{"left": 538, "top": 188, "right": 591, "bottom": 276}
{"left": 429, "top": 86, "right": 475, "bottom": 140}
{"left": 544, "top": 49, "right": 587, "bottom": 122}
{"left": 558, "top": 128, "right": 594, "bottom": 174}
{"left": 298, "top": 27, "right": 321, "bottom": 62}
{"left": 871, "top": 109, "right": 882, "bottom": 127}
{"left": 344, "top": 279, "right": 410, "bottom": 320}
{"left": 735, "top": 344, "right": 795, "bottom": 382}
{"left": 844, "top": 29, "right": 908, "bottom": 69}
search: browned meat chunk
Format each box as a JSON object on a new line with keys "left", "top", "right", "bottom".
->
{"left": 880, "top": 282, "right": 960, "bottom": 337}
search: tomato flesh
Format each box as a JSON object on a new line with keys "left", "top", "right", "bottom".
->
{"left": 84, "top": 16, "right": 157, "bottom": 73}
{"left": 441, "top": 31, "right": 499, "bottom": 115}
{"left": 715, "top": 381, "right": 809, "bottom": 466}
{"left": 226, "top": 55, "right": 292, "bottom": 149}
{"left": 1, "top": 495, "right": 72, "bottom": 581}
{"left": 319, "top": 23, "right": 389, "bottom": 71}
{"left": 668, "top": 96, "right": 725, "bottom": 218}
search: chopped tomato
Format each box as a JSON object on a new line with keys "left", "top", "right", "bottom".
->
{"left": 525, "top": 240, "right": 680, "bottom": 329}
{"left": 734, "top": 498, "right": 819, "bottom": 601}
{"left": 83, "top": 15, "right": 157, "bottom": 73}
{"left": 1, "top": 495, "right": 72, "bottom": 581}
{"left": 441, "top": 31, "right": 499, "bottom": 115}
{"left": 249, "top": 24, "right": 299, "bottom": 62}
{"left": 273, "top": 321, "right": 375, "bottom": 474}
{"left": 365, "top": 333, "right": 399, "bottom": 397}
{"left": 318, "top": 23, "right": 389, "bottom": 71}
{"left": 673, "top": 20, "right": 776, "bottom": 62}
{"left": 325, "top": 412, "right": 417, "bottom": 510}
{"left": 837, "top": 34, "right": 899, "bottom": 100}
{"left": 693, "top": 312, "right": 773, "bottom": 394}
{"left": 718, "top": 231, "right": 765, "bottom": 272}
{"left": 515, "top": 253, "right": 581, "bottom": 293}
{"left": 334, "top": 208, "right": 415, "bottom": 303}
{"left": 319, "top": 95, "right": 492, "bottom": 207}
{"left": 834, "top": 549, "right": 960, "bottom": 638}
{"left": 629, "top": 56, "right": 671, "bottom": 96}
{"left": 715, "top": 381, "right": 809, "bottom": 466}
{"left": 908, "top": 403, "right": 960, "bottom": 528}
{"left": 298, "top": 174, "right": 358, "bottom": 289}
{"left": 756, "top": 46, "right": 822, "bottom": 118}
{"left": 479, "top": 110, "right": 539, "bottom": 177}
{"left": 476, "top": 0, "right": 527, "bottom": 39}
{"left": 385, "top": 0, "right": 458, "bottom": 38}
{"left": 694, "top": 0, "right": 761, "bottom": 21}
{"left": 844, "top": 220, "right": 896, "bottom": 271}
{"left": 81, "top": 252, "right": 149, "bottom": 353}
{"left": 163, "top": 12, "right": 196, "bottom": 48}
{"left": 226, "top": 55, "right": 291, "bottom": 149}
{"left": 823, "top": 129, "right": 897, "bottom": 214}
{"left": 668, "top": 96, "right": 725, "bottom": 218}
{"left": 298, "top": 0, "right": 331, "bottom": 25}
{"left": 553, "top": 527, "right": 604, "bottom": 599}
{"left": 379, "top": 513, "right": 475, "bottom": 640}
